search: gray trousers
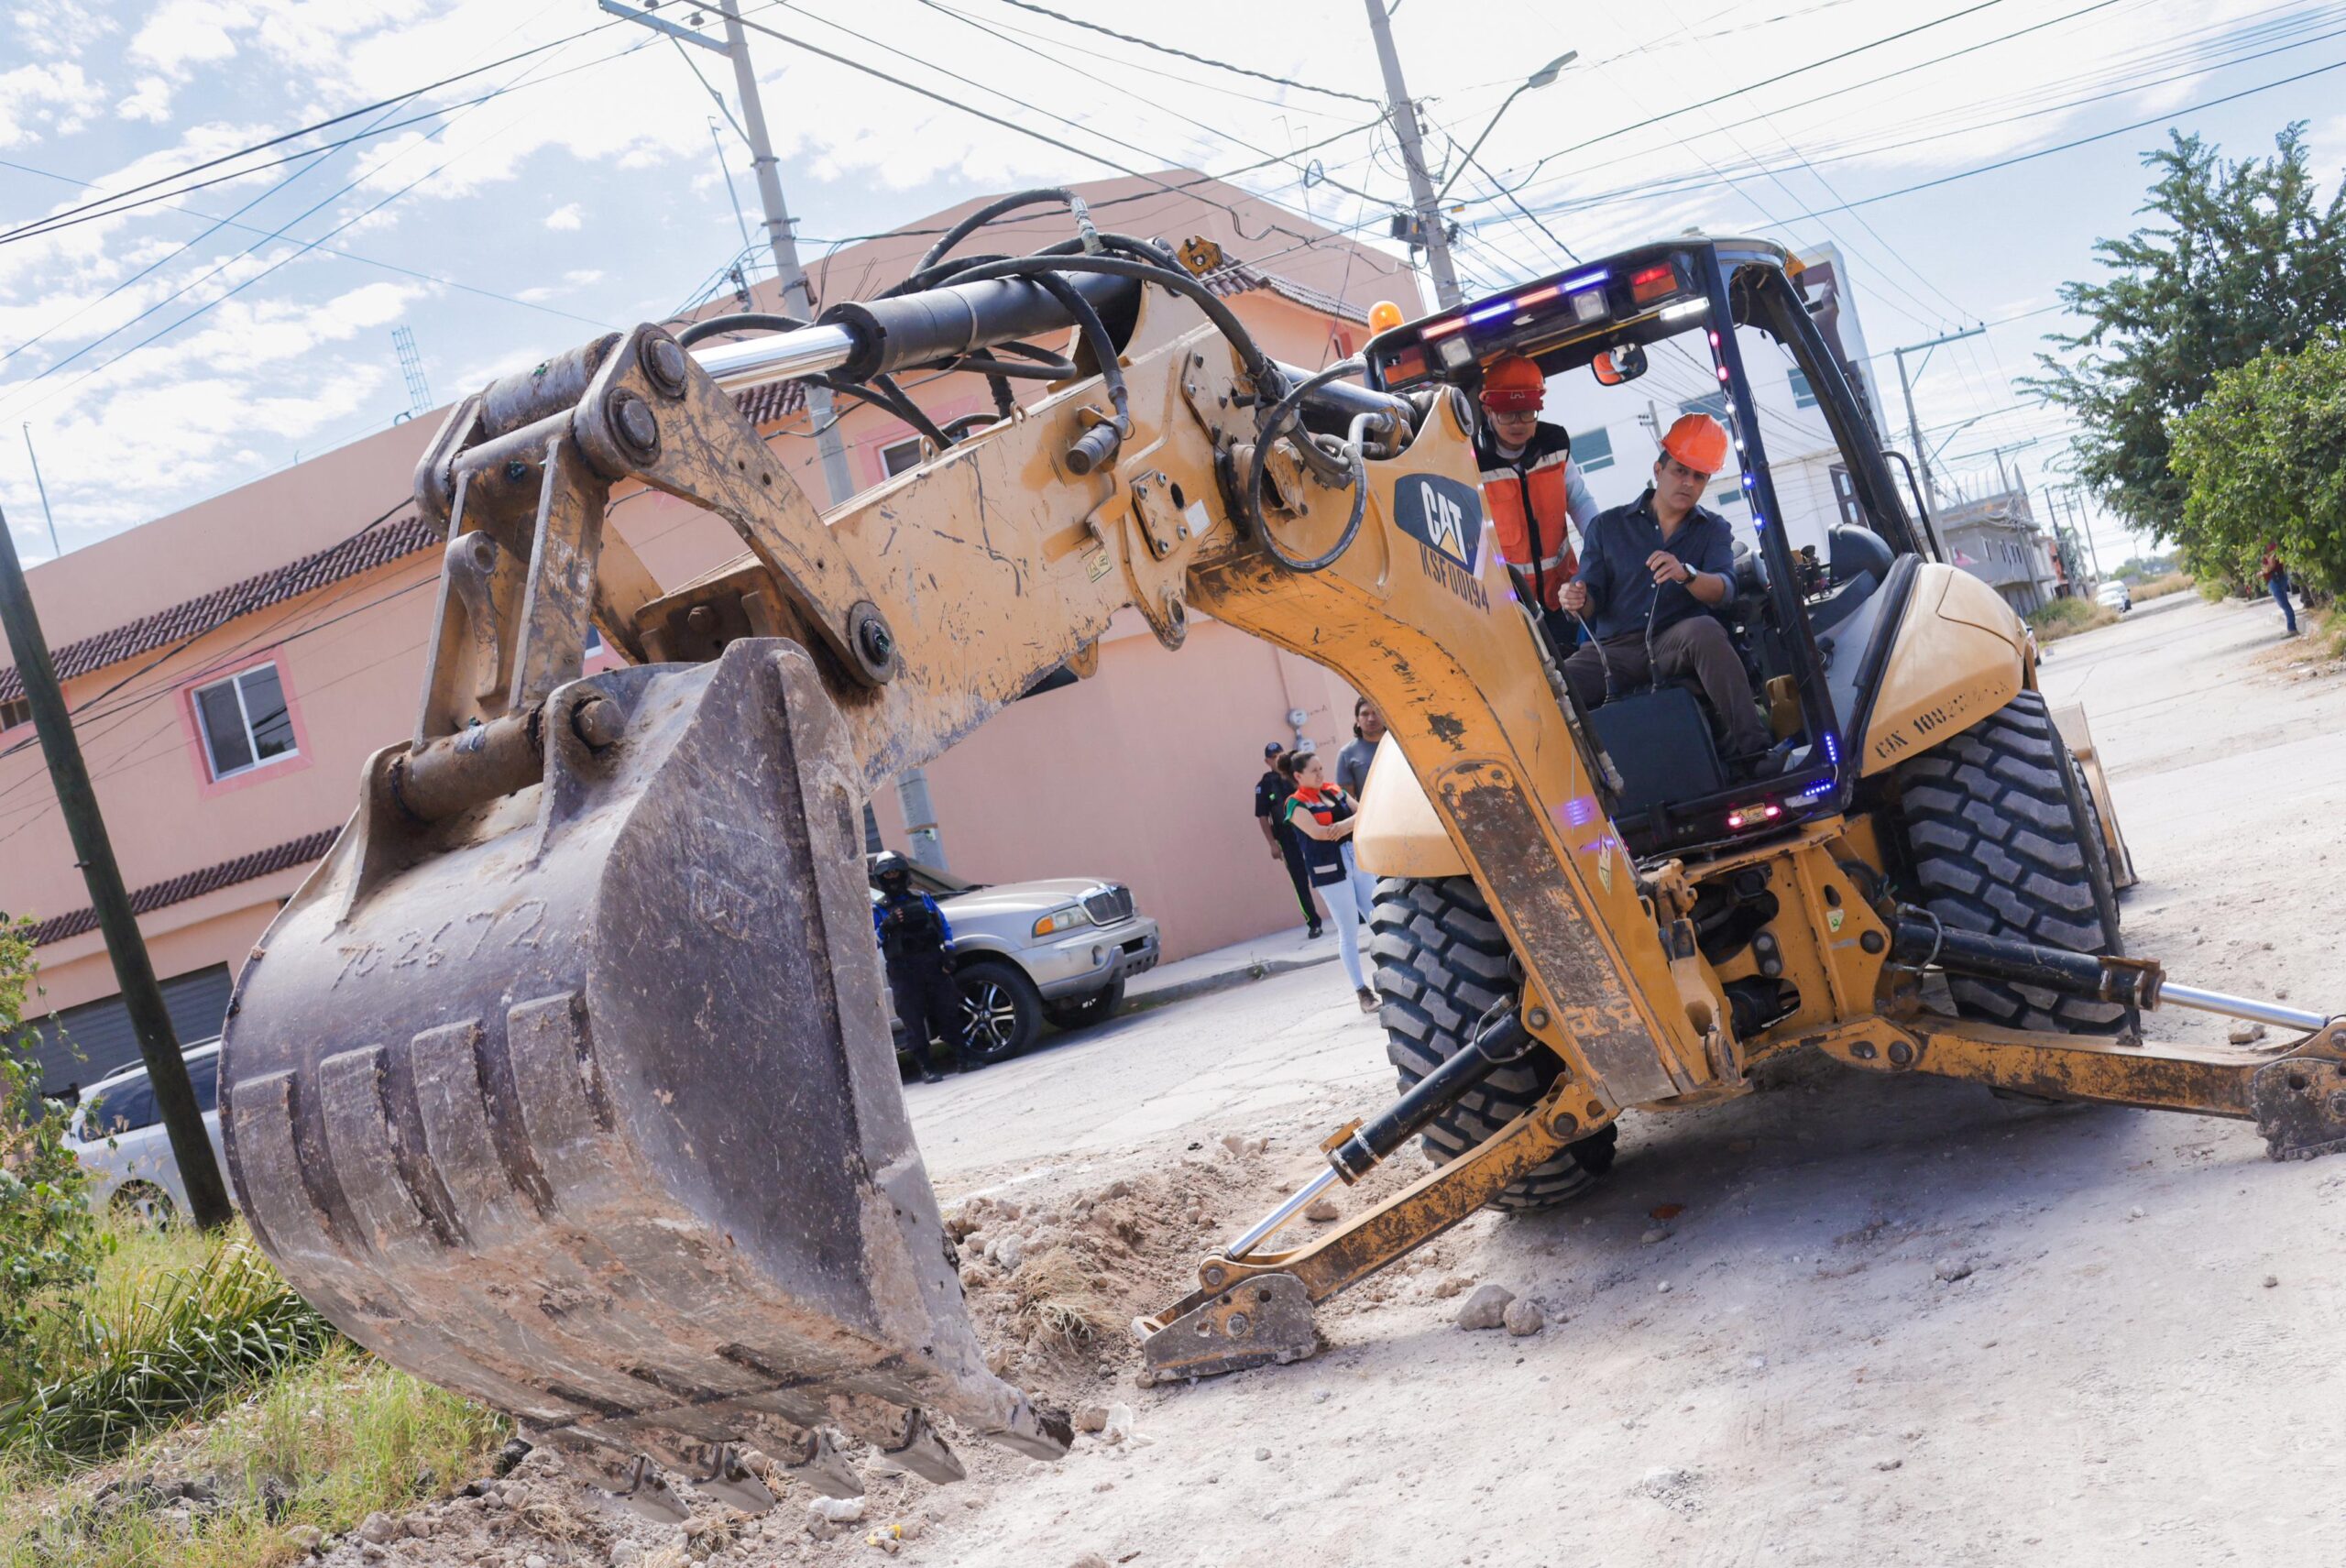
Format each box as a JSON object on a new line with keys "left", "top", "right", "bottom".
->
{"left": 1562, "top": 613, "right": 1771, "bottom": 758}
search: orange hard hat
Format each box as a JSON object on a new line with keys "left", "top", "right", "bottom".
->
{"left": 1478, "top": 354, "right": 1545, "bottom": 412}
{"left": 1660, "top": 412, "right": 1729, "bottom": 476}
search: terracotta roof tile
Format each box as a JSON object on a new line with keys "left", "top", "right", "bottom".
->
{"left": 1, "top": 517, "right": 443, "bottom": 706}
{"left": 5, "top": 264, "right": 1354, "bottom": 704}
{"left": 21, "top": 826, "right": 338, "bottom": 948}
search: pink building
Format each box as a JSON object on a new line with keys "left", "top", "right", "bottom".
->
{"left": 0, "top": 172, "right": 1409, "bottom": 1093}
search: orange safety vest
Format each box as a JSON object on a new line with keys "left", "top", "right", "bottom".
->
{"left": 1474, "top": 422, "right": 1578, "bottom": 611}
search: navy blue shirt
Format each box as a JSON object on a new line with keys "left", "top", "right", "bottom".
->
{"left": 1575, "top": 488, "right": 1738, "bottom": 641}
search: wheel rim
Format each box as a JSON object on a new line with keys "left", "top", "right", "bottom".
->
{"left": 962, "top": 981, "right": 1019, "bottom": 1056}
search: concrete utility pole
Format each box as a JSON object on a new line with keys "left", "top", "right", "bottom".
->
{"left": 607, "top": 3, "right": 953, "bottom": 864}
{"left": 1364, "top": 0, "right": 1463, "bottom": 309}
{"left": 0, "top": 507, "right": 233, "bottom": 1229}
{"left": 713, "top": 0, "right": 856, "bottom": 510}
{"left": 1892, "top": 323, "right": 1984, "bottom": 508}
{"left": 602, "top": 0, "right": 854, "bottom": 508}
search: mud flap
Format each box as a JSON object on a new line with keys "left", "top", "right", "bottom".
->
{"left": 220, "top": 639, "right": 1068, "bottom": 1505}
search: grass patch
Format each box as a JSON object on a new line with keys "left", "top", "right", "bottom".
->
{"left": 2027, "top": 598, "right": 2121, "bottom": 642}
{"left": 0, "top": 1343, "right": 505, "bottom": 1568}
{"left": 2132, "top": 571, "right": 2193, "bottom": 600}
{"left": 4, "top": 1234, "right": 337, "bottom": 1462}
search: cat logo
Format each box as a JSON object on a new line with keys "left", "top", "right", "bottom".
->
{"left": 1392, "top": 474, "right": 1488, "bottom": 609}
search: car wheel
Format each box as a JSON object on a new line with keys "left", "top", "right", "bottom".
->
{"left": 954, "top": 959, "right": 1043, "bottom": 1064}
{"left": 110, "top": 1180, "right": 178, "bottom": 1230}
{"left": 1043, "top": 979, "right": 1125, "bottom": 1032}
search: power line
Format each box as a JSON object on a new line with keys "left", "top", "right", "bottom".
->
{"left": 976, "top": 0, "right": 1380, "bottom": 104}
{"left": 0, "top": 20, "right": 627, "bottom": 247}
{"left": 1497, "top": 5, "right": 2346, "bottom": 229}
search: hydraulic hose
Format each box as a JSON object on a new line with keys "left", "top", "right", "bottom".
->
{"left": 1244, "top": 359, "right": 1370, "bottom": 575}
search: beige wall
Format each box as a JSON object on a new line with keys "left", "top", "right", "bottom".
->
{"left": 869, "top": 614, "right": 1365, "bottom": 960}
{"left": 0, "top": 170, "right": 1406, "bottom": 1029}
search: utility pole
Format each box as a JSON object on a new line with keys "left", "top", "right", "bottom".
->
{"left": 714, "top": 0, "right": 855, "bottom": 510}
{"left": 0, "top": 506, "right": 233, "bottom": 1228}
{"left": 602, "top": 0, "right": 855, "bottom": 508}
{"left": 610, "top": 3, "right": 948, "bottom": 862}
{"left": 1364, "top": 0, "right": 1463, "bottom": 309}
{"left": 1892, "top": 323, "right": 1984, "bottom": 508}
{"left": 21, "top": 426, "right": 60, "bottom": 556}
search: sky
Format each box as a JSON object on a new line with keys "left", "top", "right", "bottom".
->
{"left": 4, "top": 0, "right": 2345, "bottom": 574}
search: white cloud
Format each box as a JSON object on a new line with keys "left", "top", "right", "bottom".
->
{"left": 116, "top": 75, "right": 175, "bottom": 124}
{"left": 562, "top": 269, "right": 603, "bottom": 287}
{"left": 127, "top": 0, "right": 248, "bottom": 78}
{"left": 0, "top": 62, "right": 105, "bottom": 148}
{"left": 544, "top": 203, "right": 582, "bottom": 231}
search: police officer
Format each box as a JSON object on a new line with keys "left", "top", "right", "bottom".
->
{"left": 872, "top": 850, "right": 978, "bottom": 1081}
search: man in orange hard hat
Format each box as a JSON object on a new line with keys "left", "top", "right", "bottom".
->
{"left": 1473, "top": 354, "right": 1597, "bottom": 645}
{"left": 1558, "top": 413, "right": 1772, "bottom": 764}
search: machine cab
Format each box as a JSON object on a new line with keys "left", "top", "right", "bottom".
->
{"left": 1363, "top": 239, "right": 1932, "bottom": 858}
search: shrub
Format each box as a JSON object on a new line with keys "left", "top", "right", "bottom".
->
{"left": 2026, "top": 598, "right": 2121, "bottom": 642}
{"left": 0, "top": 919, "right": 98, "bottom": 1407}
{"left": 0, "top": 1233, "right": 336, "bottom": 1462}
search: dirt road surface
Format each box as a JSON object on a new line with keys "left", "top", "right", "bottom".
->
{"left": 891, "top": 589, "right": 2346, "bottom": 1568}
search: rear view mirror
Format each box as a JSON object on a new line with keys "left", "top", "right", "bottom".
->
{"left": 1592, "top": 344, "right": 1650, "bottom": 386}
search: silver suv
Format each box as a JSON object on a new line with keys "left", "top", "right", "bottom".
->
{"left": 870, "top": 856, "right": 1160, "bottom": 1066}
{"left": 67, "top": 1039, "right": 226, "bottom": 1224}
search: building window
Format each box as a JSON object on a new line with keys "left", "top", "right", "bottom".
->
{"left": 1789, "top": 367, "right": 1817, "bottom": 409}
{"left": 1678, "top": 392, "right": 1729, "bottom": 422}
{"left": 1713, "top": 485, "right": 1745, "bottom": 510}
{"left": 879, "top": 438, "right": 925, "bottom": 477}
{"left": 0, "top": 695, "right": 27, "bottom": 730}
{"left": 1574, "top": 426, "right": 1616, "bottom": 472}
{"left": 192, "top": 663, "right": 296, "bottom": 781}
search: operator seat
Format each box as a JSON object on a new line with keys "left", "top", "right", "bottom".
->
{"left": 1808, "top": 523, "right": 1896, "bottom": 634}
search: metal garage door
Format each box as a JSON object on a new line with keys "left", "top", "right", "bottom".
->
{"left": 15, "top": 964, "right": 235, "bottom": 1100}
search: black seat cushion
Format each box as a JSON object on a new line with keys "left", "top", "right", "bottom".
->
{"left": 1589, "top": 686, "right": 1727, "bottom": 817}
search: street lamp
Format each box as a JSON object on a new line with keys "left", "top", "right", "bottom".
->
{"left": 1435, "top": 52, "right": 1577, "bottom": 203}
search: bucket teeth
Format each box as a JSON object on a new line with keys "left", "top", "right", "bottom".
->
{"left": 220, "top": 641, "right": 1066, "bottom": 1509}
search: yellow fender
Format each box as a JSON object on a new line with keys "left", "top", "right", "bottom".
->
{"left": 1354, "top": 732, "right": 1469, "bottom": 880}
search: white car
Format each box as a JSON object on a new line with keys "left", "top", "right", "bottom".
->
{"left": 2094, "top": 579, "right": 2132, "bottom": 614}
{"left": 68, "top": 1039, "right": 225, "bottom": 1224}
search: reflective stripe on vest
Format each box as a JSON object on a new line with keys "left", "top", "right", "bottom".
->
{"left": 1478, "top": 447, "right": 1578, "bottom": 610}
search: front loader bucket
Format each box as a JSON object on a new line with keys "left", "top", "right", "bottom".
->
{"left": 219, "top": 639, "right": 1066, "bottom": 1501}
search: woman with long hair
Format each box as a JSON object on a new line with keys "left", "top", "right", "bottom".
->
{"left": 1282, "top": 749, "right": 1376, "bottom": 1013}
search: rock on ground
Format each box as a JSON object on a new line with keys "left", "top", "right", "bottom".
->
{"left": 1455, "top": 1283, "right": 1516, "bottom": 1330}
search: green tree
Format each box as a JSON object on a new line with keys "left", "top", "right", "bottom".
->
{"left": 2168, "top": 332, "right": 2346, "bottom": 594}
{"left": 0, "top": 917, "right": 98, "bottom": 1403}
{"left": 2031, "top": 125, "right": 2346, "bottom": 539}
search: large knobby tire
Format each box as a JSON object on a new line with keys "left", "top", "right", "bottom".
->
{"left": 1893, "top": 689, "right": 2127, "bottom": 1034}
{"left": 1368, "top": 875, "right": 1619, "bottom": 1212}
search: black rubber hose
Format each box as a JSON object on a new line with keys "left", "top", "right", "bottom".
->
{"left": 925, "top": 252, "right": 1277, "bottom": 391}
{"left": 1023, "top": 269, "right": 1130, "bottom": 468}
{"left": 675, "top": 311, "right": 807, "bottom": 346}
{"left": 915, "top": 188, "right": 1090, "bottom": 275}
{"left": 1244, "top": 359, "right": 1370, "bottom": 575}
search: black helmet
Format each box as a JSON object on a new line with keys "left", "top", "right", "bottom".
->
{"left": 872, "top": 850, "right": 913, "bottom": 891}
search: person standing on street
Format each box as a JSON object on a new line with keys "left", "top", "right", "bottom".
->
{"left": 1282, "top": 750, "right": 1376, "bottom": 1013}
{"left": 1255, "top": 740, "right": 1324, "bottom": 938}
{"left": 2262, "top": 542, "right": 2300, "bottom": 636}
{"left": 872, "top": 851, "right": 978, "bottom": 1082}
{"left": 1334, "top": 697, "right": 1385, "bottom": 914}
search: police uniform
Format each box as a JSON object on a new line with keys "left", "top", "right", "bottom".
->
{"left": 874, "top": 879, "right": 975, "bottom": 1074}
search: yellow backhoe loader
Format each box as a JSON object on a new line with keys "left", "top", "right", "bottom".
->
{"left": 218, "top": 197, "right": 2345, "bottom": 1516}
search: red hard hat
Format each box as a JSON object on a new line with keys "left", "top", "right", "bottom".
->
{"left": 1660, "top": 412, "right": 1729, "bottom": 477}
{"left": 1478, "top": 355, "right": 1545, "bottom": 413}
